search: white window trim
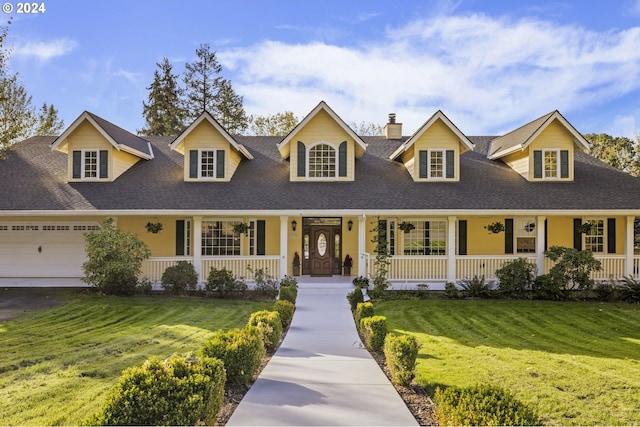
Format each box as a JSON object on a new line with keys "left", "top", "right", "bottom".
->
{"left": 427, "top": 149, "right": 447, "bottom": 180}
{"left": 400, "top": 218, "right": 448, "bottom": 256}
{"left": 515, "top": 217, "right": 536, "bottom": 254}
{"left": 198, "top": 149, "right": 217, "bottom": 180}
{"left": 201, "top": 218, "right": 244, "bottom": 256}
{"left": 184, "top": 219, "right": 192, "bottom": 256}
{"left": 583, "top": 217, "right": 606, "bottom": 253}
{"left": 81, "top": 149, "right": 101, "bottom": 181}
{"left": 542, "top": 149, "right": 561, "bottom": 180}
{"left": 306, "top": 141, "right": 338, "bottom": 180}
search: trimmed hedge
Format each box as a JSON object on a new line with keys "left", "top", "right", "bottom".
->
{"left": 383, "top": 334, "right": 420, "bottom": 386}
{"left": 247, "top": 310, "right": 283, "bottom": 352}
{"left": 279, "top": 285, "right": 298, "bottom": 304}
{"left": 161, "top": 261, "right": 198, "bottom": 293}
{"left": 355, "top": 301, "right": 374, "bottom": 330}
{"left": 91, "top": 353, "right": 225, "bottom": 426}
{"left": 200, "top": 327, "right": 265, "bottom": 386}
{"left": 347, "top": 287, "right": 364, "bottom": 311}
{"left": 360, "top": 315, "right": 388, "bottom": 351}
{"left": 434, "top": 384, "right": 540, "bottom": 426}
{"left": 273, "top": 299, "right": 295, "bottom": 328}
{"left": 206, "top": 267, "right": 247, "bottom": 298}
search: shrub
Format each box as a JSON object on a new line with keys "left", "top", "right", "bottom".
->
{"left": 273, "top": 299, "right": 295, "bottom": 328}
{"left": 355, "top": 301, "right": 374, "bottom": 329}
{"left": 280, "top": 275, "right": 298, "bottom": 287}
{"left": 532, "top": 273, "right": 565, "bottom": 300}
{"left": 619, "top": 275, "right": 640, "bottom": 303}
{"left": 444, "top": 281, "right": 462, "bottom": 299}
{"left": 594, "top": 280, "right": 617, "bottom": 301}
{"left": 434, "top": 384, "right": 540, "bottom": 426}
{"left": 458, "top": 275, "right": 494, "bottom": 298}
{"left": 279, "top": 285, "right": 298, "bottom": 304}
{"left": 161, "top": 261, "right": 198, "bottom": 293}
{"left": 546, "top": 246, "right": 602, "bottom": 291}
{"left": 91, "top": 353, "right": 225, "bottom": 426}
{"left": 206, "top": 267, "right": 247, "bottom": 298}
{"left": 247, "top": 310, "right": 282, "bottom": 351}
{"left": 347, "top": 286, "right": 364, "bottom": 311}
{"left": 384, "top": 334, "right": 420, "bottom": 386}
{"left": 495, "top": 257, "right": 536, "bottom": 298}
{"left": 136, "top": 277, "right": 153, "bottom": 295}
{"left": 82, "top": 218, "right": 151, "bottom": 296}
{"left": 360, "top": 315, "right": 388, "bottom": 352}
{"left": 249, "top": 267, "right": 279, "bottom": 299}
{"left": 200, "top": 328, "right": 265, "bottom": 386}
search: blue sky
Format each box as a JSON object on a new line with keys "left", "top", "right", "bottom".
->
{"left": 4, "top": 0, "right": 640, "bottom": 137}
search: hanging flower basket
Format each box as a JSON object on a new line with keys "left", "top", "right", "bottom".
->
{"left": 146, "top": 222, "right": 163, "bottom": 234}
{"left": 398, "top": 221, "right": 415, "bottom": 233}
{"left": 233, "top": 222, "right": 250, "bottom": 235}
{"left": 577, "top": 222, "right": 593, "bottom": 234}
{"left": 484, "top": 221, "right": 505, "bottom": 234}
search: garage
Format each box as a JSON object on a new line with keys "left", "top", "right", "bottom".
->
{"left": 0, "top": 223, "right": 98, "bottom": 278}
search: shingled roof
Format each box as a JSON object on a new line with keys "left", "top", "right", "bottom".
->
{"left": 2, "top": 134, "right": 640, "bottom": 213}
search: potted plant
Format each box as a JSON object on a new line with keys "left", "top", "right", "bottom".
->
{"left": 233, "top": 222, "right": 250, "bottom": 235}
{"left": 398, "top": 221, "right": 415, "bottom": 233}
{"left": 352, "top": 275, "right": 370, "bottom": 289}
{"left": 343, "top": 254, "right": 353, "bottom": 276}
{"left": 292, "top": 252, "right": 301, "bottom": 276}
{"left": 145, "top": 221, "right": 163, "bottom": 234}
{"left": 484, "top": 221, "right": 505, "bottom": 234}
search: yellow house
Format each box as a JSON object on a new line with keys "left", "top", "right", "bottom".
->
{"left": 1, "top": 102, "right": 639, "bottom": 285}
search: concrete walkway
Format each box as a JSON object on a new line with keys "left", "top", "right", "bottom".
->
{"left": 226, "top": 278, "right": 418, "bottom": 426}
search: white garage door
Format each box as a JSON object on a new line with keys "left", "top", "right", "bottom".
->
{"left": 0, "top": 223, "right": 98, "bottom": 277}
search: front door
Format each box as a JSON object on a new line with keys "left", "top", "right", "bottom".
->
{"left": 302, "top": 218, "right": 342, "bottom": 276}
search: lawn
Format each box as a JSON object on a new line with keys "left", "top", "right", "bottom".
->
{"left": 0, "top": 290, "right": 271, "bottom": 426}
{"left": 375, "top": 299, "right": 640, "bottom": 426}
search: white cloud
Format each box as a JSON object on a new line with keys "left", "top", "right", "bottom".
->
{"left": 13, "top": 38, "right": 78, "bottom": 62}
{"left": 221, "top": 13, "right": 640, "bottom": 136}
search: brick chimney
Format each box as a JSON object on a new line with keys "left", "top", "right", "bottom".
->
{"left": 384, "top": 113, "right": 402, "bottom": 139}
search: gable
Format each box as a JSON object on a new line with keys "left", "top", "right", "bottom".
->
{"left": 170, "top": 112, "right": 252, "bottom": 182}
{"left": 390, "top": 111, "right": 474, "bottom": 182}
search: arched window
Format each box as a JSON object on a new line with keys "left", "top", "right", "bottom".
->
{"left": 308, "top": 143, "right": 336, "bottom": 178}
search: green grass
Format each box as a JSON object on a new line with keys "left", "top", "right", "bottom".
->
{"left": 0, "top": 292, "right": 271, "bottom": 426}
{"left": 375, "top": 299, "right": 640, "bottom": 426}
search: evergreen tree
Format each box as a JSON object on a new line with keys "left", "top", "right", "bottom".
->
{"left": 215, "top": 78, "right": 248, "bottom": 134}
{"left": 140, "top": 58, "right": 185, "bottom": 136}
{"left": 34, "top": 102, "right": 64, "bottom": 135}
{"left": 182, "top": 43, "right": 223, "bottom": 121}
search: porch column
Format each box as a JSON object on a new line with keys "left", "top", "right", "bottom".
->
{"left": 625, "top": 215, "right": 635, "bottom": 277}
{"left": 536, "top": 215, "right": 546, "bottom": 276}
{"left": 280, "top": 216, "right": 288, "bottom": 278}
{"left": 193, "top": 216, "right": 202, "bottom": 281}
{"left": 358, "top": 214, "right": 366, "bottom": 277}
{"left": 447, "top": 216, "right": 457, "bottom": 282}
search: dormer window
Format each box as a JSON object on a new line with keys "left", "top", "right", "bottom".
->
{"left": 189, "top": 149, "right": 225, "bottom": 180}
{"left": 71, "top": 149, "right": 108, "bottom": 180}
{"left": 419, "top": 149, "right": 454, "bottom": 179}
{"left": 533, "top": 149, "right": 569, "bottom": 180}
{"left": 308, "top": 143, "right": 337, "bottom": 178}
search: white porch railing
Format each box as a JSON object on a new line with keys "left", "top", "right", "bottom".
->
{"left": 141, "top": 256, "right": 280, "bottom": 282}
{"left": 456, "top": 256, "right": 537, "bottom": 281}
{"left": 634, "top": 256, "right": 640, "bottom": 279}
{"left": 387, "top": 256, "right": 448, "bottom": 280}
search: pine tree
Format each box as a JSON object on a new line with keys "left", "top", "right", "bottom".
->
{"left": 140, "top": 58, "right": 185, "bottom": 136}
{"left": 34, "top": 102, "right": 64, "bottom": 135}
{"left": 215, "top": 79, "right": 248, "bottom": 134}
{"left": 182, "top": 43, "right": 223, "bottom": 121}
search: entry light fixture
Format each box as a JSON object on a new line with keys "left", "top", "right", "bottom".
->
{"left": 348, "top": 220, "right": 353, "bottom": 231}
{"left": 292, "top": 220, "right": 297, "bottom": 231}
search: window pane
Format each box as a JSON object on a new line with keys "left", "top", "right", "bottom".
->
{"left": 584, "top": 219, "right": 604, "bottom": 253}
{"left": 84, "top": 151, "right": 98, "bottom": 178}
{"left": 430, "top": 151, "right": 443, "bottom": 178}
{"left": 201, "top": 220, "right": 241, "bottom": 256}
{"left": 308, "top": 144, "right": 336, "bottom": 178}
{"left": 402, "top": 219, "right": 446, "bottom": 255}
{"left": 516, "top": 219, "right": 536, "bottom": 253}
{"left": 200, "top": 151, "right": 216, "bottom": 178}
{"left": 544, "top": 151, "right": 557, "bottom": 178}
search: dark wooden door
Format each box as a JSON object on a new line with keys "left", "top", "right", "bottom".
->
{"left": 311, "top": 227, "right": 333, "bottom": 276}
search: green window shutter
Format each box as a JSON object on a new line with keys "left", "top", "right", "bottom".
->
{"left": 175, "top": 220, "right": 185, "bottom": 256}
{"left": 573, "top": 218, "right": 582, "bottom": 250}
{"left": 560, "top": 150, "right": 569, "bottom": 178}
{"left": 458, "top": 220, "right": 467, "bottom": 255}
{"left": 216, "top": 150, "right": 225, "bottom": 178}
{"left": 338, "top": 141, "right": 347, "bottom": 177}
{"left": 72, "top": 150, "right": 81, "bottom": 179}
{"left": 504, "top": 218, "right": 514, "bottom": 254}
{"left": 446, "top": 150, "right": 455, "bottom": 178}
{"left": 419, "top": 150, "right": 428, "bottom": 178}
{"left": 99, "top": 150, "right": 108, "bottom": 178}
{"left": 297, "top": 141, "right": 306, "bottom": 177}
{"left": 533, "top": 150, "right": 542, "bottom": 178}
{"left": 607, "top": 218, "right": 616, "bottom": 253}
{"left": 257, "top": 220, "right": 266, "bottom": 256}
{"left": 189, "top": 150, "right": 198, "bottom": 178}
